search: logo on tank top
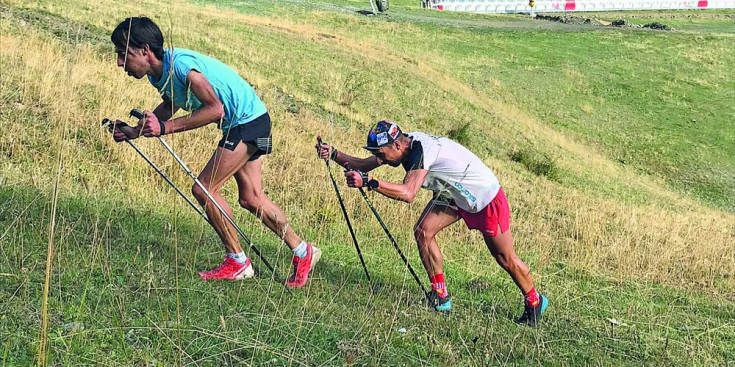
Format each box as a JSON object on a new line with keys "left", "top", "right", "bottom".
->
{"left": 453, "top": 182, "right": 476, "bottom": 203}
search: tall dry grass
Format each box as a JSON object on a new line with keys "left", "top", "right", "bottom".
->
{"left": 2, "top": 0, "right": 733, "bottom": 301}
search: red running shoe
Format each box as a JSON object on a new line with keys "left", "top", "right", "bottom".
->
{"left": 198, "top": 257, "right": 254, "bottom": 280}
{"left": 285, "top": 243, "right": 321, "bottom": 288}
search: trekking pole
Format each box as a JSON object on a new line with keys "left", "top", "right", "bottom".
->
{"left": 102, "top": 116, "right": 281, "bottom": 288}
{"left": 317, "top": 136, "right": 379, "bottom": 292}
{"left": 345, "top": 164, "right": 429, "bottom": 298}
{"left": 101, "top": 118, "right": 207, "bottom": 222}
{"left": 129, "top": 109, "right": 288, "bottom": 287}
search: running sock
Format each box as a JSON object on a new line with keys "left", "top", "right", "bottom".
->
{"left": 430, "top": 273, "right": 448, "bottom": 298}
{"left": 292, "top": 241, "right": 308, "bottom": 259}
{"left": 524, "top": 287, "right": 540, "bottom": 307}
{"left": 227, "top": 252, "right": 249, "bottom": 265}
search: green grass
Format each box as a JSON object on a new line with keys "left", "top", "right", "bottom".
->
{"left": 2, "top": 185, "right": 734, "bottom": 366}
{"left": 2, "top": 0, "right": 735, "bottom": 365}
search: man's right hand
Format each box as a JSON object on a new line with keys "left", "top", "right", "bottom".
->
{"left": 315, "top": 138, "right": 335, "bottom": 160}
{"left": 113, "top": 128, "right": 127, "bottom": 142}
{"left": 111, "top": 120, "right": 140, "bottom": 142}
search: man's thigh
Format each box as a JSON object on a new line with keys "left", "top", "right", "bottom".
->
{"left": 415, "top": 201, "right": 460, "bottom": 236}
{"left": 199, "top": 142, "right": 255, "bottom": 190}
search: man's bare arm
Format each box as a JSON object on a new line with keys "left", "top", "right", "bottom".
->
{"left": 369, "top": 169, "right": 427, "bottom": 203}
{"left": 152, "top": 95, "right": 178, "bottom": 122}
{"left": 333, "top": 151, "right": 382, "bottom": 172}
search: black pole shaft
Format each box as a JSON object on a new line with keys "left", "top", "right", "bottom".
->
{"left": 318, "top": 138, "right": 372, "bottom": 285}
{"left": 357, "top": 187, "right": 429, "bottom": 297}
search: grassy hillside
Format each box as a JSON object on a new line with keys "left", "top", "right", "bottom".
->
{"left": 1, "top": 0, "right": 734, "bottom": 365}
{"left": 196, "top": 0, "right": 735, "bottom": 211}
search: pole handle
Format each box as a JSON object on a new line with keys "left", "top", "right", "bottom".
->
{"left": 317, "top": 135, "right": 333, "bottom": 166}
{"left": 130, "top": 109, "right": 145, "bottom": 120}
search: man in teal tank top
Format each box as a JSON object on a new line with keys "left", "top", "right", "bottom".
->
{"left": 109, "top": 17, "right": 319, "bottom": 286}
{"left": 146, "top": 47, "right": 267, "bottom": 131}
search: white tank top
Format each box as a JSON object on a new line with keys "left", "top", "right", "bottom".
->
{"left": 402, "top": 132, "right": 500, "bottom": 213}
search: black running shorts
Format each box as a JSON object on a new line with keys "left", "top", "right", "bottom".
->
{"left": 218, "top": 113, "right": 273, "bottom": 161}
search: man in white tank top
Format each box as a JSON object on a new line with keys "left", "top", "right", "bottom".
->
{"left": 317, "top": 121, "right": 548, "bottom": 326}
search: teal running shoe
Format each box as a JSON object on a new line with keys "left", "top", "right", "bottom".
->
{"left": 427, "top": 290, "right": 452, "bottom": 312}
{"left": 516, "top": 294, "right": 548, "bottom": 327}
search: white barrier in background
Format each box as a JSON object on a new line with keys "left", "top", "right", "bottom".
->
{"left": 426, "top": 0, "right": 735, "bottom": 13}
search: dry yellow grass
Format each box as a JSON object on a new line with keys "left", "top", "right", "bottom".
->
{"left": 2, "top": 0, "right": 733, "bottom": 302}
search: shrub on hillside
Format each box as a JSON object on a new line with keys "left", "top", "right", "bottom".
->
{"left": 509, "top": 148, "right": 559, "bottom": 179}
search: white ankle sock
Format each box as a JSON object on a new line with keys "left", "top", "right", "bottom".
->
{"left": 292, "top": 241, "right": 308, "bottom": 258}
{"left": 227, "top": 252, "right": 249, "bottom": 264}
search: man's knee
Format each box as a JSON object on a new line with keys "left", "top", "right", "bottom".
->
{"left": 239, "top": 194, "right": 262, "bottom": 213}
{"left": 414, "top": 224, "right": 437, "bottom": 243}
{"left": 192, "top": 184, "right": 207, "bottom": 205}
{"left": 494, "top": 251, "right": 517, "bottom": 271}
{"left": 413, "top": 225, "right": 426, "bottom": 241}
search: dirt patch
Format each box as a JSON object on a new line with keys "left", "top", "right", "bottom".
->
{"left": 535, "top": 14, "right": 603, "bottom": 26}
{"left": 590, "top": 11, "right": 734, "bottom": 20}
{"left": 642, "top": 22, "right": 673, "bottom": 30}
{"left": 535, "top": 14, "right": 674, "bottom": 31}
{"left": 612, "top": 19, "right": 675, "bottom": 30}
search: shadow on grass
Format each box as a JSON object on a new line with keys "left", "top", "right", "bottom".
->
{"left": 0, "top": 184, "right": 428, "bottom": 292}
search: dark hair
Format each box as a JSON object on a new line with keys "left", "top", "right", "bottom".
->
{"left": 111, "top": 17, "right": 165, "bottom": 60}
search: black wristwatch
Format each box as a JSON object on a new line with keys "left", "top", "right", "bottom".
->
{"left": 367, "top": 179, "right": 379, "bottom": 191}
